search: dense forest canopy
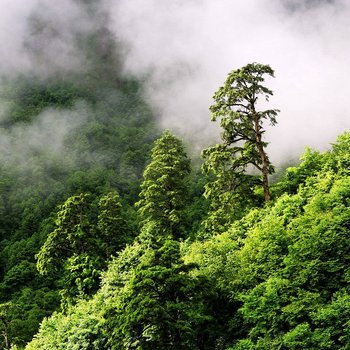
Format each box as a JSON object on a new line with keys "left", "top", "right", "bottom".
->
{"left": 24, "top": 127, "right": 350, "bottom": 350}
{"left": 0, "top": 1, "right": 350, "bottom": 349}
{"left": 1, "top": 54, "right": 350, "bottom": 349}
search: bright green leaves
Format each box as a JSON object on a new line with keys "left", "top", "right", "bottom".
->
{"left": 331, "top": 132, "right": 350, "bottom": 174}
{"left": 185, "top": 131, "right": 350, "bottom": 349}
{"left": 26, "top": 298, "right": 107, "bottom": 350}
{"left": 237, "top": 176, "right": 350, "bottom": 348}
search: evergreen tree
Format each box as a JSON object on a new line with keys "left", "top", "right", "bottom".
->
{"left": 36, "top": 194, "right": 93, "bottom": 276}
{"left": 108, "top": 240, "right": 213, "bottom": 350}
{"left": 98, "top": 191, "right": 130, "bottom": 258}
{"left": 36, "top": 191, "right": 129, "bottom": 306}
{"left": 136, "top": 130, "right": 191, "bottom": 242}
{"left": 202, "top": 63, "right": 279, "bottom": 233}
{"left": 104, "top": 130, "right": 217, "bottom": 349}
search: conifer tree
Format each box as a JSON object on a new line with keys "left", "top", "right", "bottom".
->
{"left": 98, "top": 191, "right": 130, "bottom": 258}
{"left": 136, "top": 129, "right": 191, "bottom": 242}
{"left": 205, "top": 62, "right": 278, "bottom": 201}
{"left": 109, "top": 240, "right": 213, "bottom": 350}
{"left": 36, "top": 193, "right": 92, "bottom": 276}
{"left": 202, "top": 63, "right": 279, "bottom": 232}
{"left": 36, "top": 191, "right": 128, "bottom": 305}
{"left": 104, "top": 130, "right": 217, "bottom": 349}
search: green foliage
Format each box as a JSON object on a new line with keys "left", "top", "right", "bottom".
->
{"left": 1, "top": 78, "right": 94, "bottom": 124}
{"left": 0, "top": 13, "right": 160, "bottom": 347}
{"left": 201, "top": 146, "right": 261, "bottom": 235}
{"left": 183, "top": 133, "right": 350, "bottom": 349}
{"left": 26, "top": 130, "right": 214, "bottom": 349}
{"left": 2, "top": 45, "right": 350, "bottom": 350}
{"left": 331, "top": 131, "right": 350, "bottom": 174}
{"left": 137, "top": 130, "right": 191, "bottom": 242}
{"left": 0, "top": 288, "right": 59, "bottom": 349}
{"left": 105, "top": 240, "right": 214, "bottom": 350}
{"left": 26, "top": 239, "right": 217, "bottom": 349}
{"left": 202, "top": 63, "right": 278, "bottom": 234}
{"left": 98, "top": 191, "right": 131, "bottom": 258}
{"left": 36, "top": 191, "right": 131, "bottom": 307}
{"left": 26, "top": 297, "right": 107, "bottom": 350}
{"left": 36, "top": 193, "right": 93, "bottom": 276}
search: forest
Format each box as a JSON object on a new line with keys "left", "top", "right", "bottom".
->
{"left": 1, "top": 1, "right": 350, "bottom": 349}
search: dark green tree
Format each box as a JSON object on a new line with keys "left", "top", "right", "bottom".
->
{"left": 136, "top": 130, "right": 191, "bottom": 242}
{"left": 36, "top": 191, "right": 129, "bottom": 306}
{"left": 36, "top": 194, "right": 92, "bottom": 276}
{"left": 0, "top": 302, "right": 13, "bottom": 349}
{"left": 108, "top": 240, "right": 213, "bottom": 350}
{"left": 208, "top": 62, "right": 279, "bottom": 202}
{"left": 105, "top": 130, "right": 216, "bottom": 349}
{"left": 201, "top": 63, "right": 279, "bottom": 233}
{"left": 97, "top": 191, "right": 130, "bottom": 258}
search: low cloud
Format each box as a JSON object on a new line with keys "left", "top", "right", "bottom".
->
{"left": 0, "top": 102, "right": 90, "bottom": 170}
{"left": 110, "top": 0, "right": 350, "bottom": 162}
{"left": 0, "top": 0, "right": 349, "bottom": 164}
{"left": 0, "top": 0, "right": 109, "bottom": 79}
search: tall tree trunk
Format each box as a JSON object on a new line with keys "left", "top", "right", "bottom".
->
{"left": 253, "top": 115, "right": 271, "bottom": 201}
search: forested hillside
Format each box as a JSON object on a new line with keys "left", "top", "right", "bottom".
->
{"left": 0, "top": 5, "right": 161, "bottom": 347}
{"left": 23, "top": 128, "right": 350, "bottom": 350}
{"left": 1, "top": 61, "right": 347, "bottom": 349}
{"left": 1, "top": 2, "right": 350, "bottom": 350}
{"left": 0, "top": 71, "right": 159, "bottom": 348}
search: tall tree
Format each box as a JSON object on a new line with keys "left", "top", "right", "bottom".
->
{"left": 136, "top": 129, "right": 191, "bottom": 242}
{"left": 204, "top": 63, "right": 279, "bottom": 203}
{"left": 36, "top": 194, "right": 92, "bottom": 276}
{"left": 97, "top": 191, "right": 130, "bottom": 258}
{"left": 36, "top": 191, "right": 129, "bottom": 306}
{"left": 105, "top": 131, "right": 216, "bottom": 349}
{"left": 108, "top": 240, "right": 213, "bottom": 350}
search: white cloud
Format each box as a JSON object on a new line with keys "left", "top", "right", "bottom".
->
{"left": 0, "top": 102, "right": 90, "bottom": 168}
{"left": 0, "top": 0, "right": 349, "bottom": 163}
{"left": 109, "top": 0, "right": 350, "bottom": 162}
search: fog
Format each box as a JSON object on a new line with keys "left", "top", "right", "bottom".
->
{"left": 109, "top": 0, "right": 350, "bottom": 162}
{"left": 0, "top": 0, "right": 109, "bottom": 171}
{"left": 1, "top": 0, "right": 349, "bottom": 163}
{"left": 0, "top": 103, "right": 89, "bottom": 170}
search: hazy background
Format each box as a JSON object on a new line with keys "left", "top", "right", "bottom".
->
{"left": 1, "top": 0, "right": 349, "bottom": 163}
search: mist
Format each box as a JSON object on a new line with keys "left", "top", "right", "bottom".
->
{"left": 0, "top": 0, "right": 113, "bottom": 174}
{"left": 109, "top": 0, "right": 350, "bottom": 162}
{"left": 0, "top": 0, "right": 115, "bottom": 79}
{"left": 0, "top": 103, "right": 90, "bottom": 171}
{"left": 0, "top": 0, "right": 349, "bottom": 164}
